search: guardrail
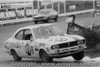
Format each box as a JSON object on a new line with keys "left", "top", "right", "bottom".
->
{"left": 0, "top": 9, "right": 94, "bottom": 27}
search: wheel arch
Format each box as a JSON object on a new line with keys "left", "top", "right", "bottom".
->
{"left": 10, "top": 49, "right": 16, "bottom": 55}
{"left": 39, "top": 49, "right": 47, "bottom": 58}
{"left": 10, "top": 48, "right": 19, "bottom": 55}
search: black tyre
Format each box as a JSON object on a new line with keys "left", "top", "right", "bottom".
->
{"left": 44, "top": 19, "right": 49, "bottom": 23}
{"left": 34, "top": 21, "right": 38, "bottom": 24}
{"left": 40, "top": 50, "right": 53, "bottom": 62}
{"left": 72, "top": 51, "right": 84, "bottom": 61}
{"left": 12, "top": 50, "right": 22, "bottom": 61}
{"left": 54, "top": 16, "right": 58, "bottom": 22}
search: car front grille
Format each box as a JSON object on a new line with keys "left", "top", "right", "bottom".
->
{"left": 34, "top": 17, "right": 44, "bottom": 19}
{"left": 58, "top": 39, "right": 85, "bottom": 49}
{"left": 58, "top": 43, "right": 69, "bottom": 48}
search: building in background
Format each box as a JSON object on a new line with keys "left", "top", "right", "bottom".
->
{"left": 0, "top": 0, "right": 94, "bottom": 21}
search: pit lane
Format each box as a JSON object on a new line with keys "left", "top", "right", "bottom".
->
{"left": 0, "top": 13, "right": 100, "bottom": 67}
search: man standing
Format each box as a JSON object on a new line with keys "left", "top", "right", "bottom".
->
{"left": 66, "top": 15, "right": 76, "bottom": 34}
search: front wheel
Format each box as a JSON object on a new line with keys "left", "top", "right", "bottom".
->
{"left": 40, "top": 50, "right": 53, "bottom": 62}
{"left": 72, "top": 51, "right": 84, "bottom": 61}
{"left": 34, "top": 21, "right": 38, "bottom": 24}
{"left": 12, "top": 50, "right": 22, "bottom": 61}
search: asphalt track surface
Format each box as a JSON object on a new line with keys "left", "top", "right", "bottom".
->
{"left": 0, "top": 13, "right": 100, "bottom": 67}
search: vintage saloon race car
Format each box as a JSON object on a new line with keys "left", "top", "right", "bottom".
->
{"left": 4, "top": 23, "right": 86, "bottom": 62}
{"left": 33, "top": 9, "right": 59, "bottom": 24}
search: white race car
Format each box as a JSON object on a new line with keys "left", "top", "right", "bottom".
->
{"left": 4, "top": 23, "right": 86, "bottom": 62}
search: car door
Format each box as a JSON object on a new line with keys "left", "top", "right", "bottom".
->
{"left": 14, "top": 29, "right": 35, "bottom": 57}
{"left": 14, "top": 29, "right": 26, "bottom": 57}
{"left": 23, "top": 29, "right": 36, "bottom": 58}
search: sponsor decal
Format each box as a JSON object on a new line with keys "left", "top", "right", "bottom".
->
{"left": 5, "top": 11, "right": 16, "bottom": 19}
{"left": 33, "top": 9, "right": 38, "bottom": 15}
{"left": 25, "top": 44, "right": 34, "bottom": 56}
{"left": 0, "top": 8, "right": 33, "bottom": 20}
{"left": 0, "top": 4, "right": 11, "bottom": 9}
{"left": 9, "top": 43, "right": 21, "bottom": 48}
{"left": 25, "top": 8, "right": 32, "bottom": 17}
{"left": 0, "top": 10, "right": 16, "bottom": 20}
{"left": 16, "top": 9, "right": 25, "bottom": 18}
{"left": 39, "top": 43, "right": 45, "bottom": 46}
{"left": 0, "top": 11, "right": 6, "bottom": 20}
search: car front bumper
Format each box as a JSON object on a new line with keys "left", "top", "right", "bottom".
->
{"left": 33, "top": 18, "right": 48, "bottom": 22}
{"left": 5, "top": 49, "right": 11, "bottom": 55}
{"left": 49, "top": 44, "right": 86, "bottom": 58}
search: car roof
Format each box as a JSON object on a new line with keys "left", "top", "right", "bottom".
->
{"left": 20, "top": 23, "right": 55, "bottom": 30}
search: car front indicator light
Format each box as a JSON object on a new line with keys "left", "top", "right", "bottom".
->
{"left": 51, "top": 45, "right": 59, "bottom": 50}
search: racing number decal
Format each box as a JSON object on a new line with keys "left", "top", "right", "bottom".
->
{"left": 25, "top": 44, "right": 34, "bottom": 56}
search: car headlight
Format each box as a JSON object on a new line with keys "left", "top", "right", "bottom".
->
{"left": 4, "top": 43, "right": 9, "bottom": 50}
{"left": 51, "top": 45, "right": 59, "bottom": 50}
{"left": 77, "top": 40, "right": 85, "bottom": 45}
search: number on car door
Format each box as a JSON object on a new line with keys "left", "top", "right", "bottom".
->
{"left": 14, "top": 29, "right": 35, "bottom": 57}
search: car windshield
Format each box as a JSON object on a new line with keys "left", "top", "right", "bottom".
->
{"left": 33, "top": 25, "right": 64, "bottom": 39}
{"left": 39, "top": 9, "right": 51, "bottom": 14}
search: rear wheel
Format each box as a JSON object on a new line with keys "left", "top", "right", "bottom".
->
{"left": 40, "top": 50, "right": 53, "bottom": 62}
{"left": 11, "top": 50, "right": 22, "bottom": 61}
{"left": 72, "top": 51, "right": 84, "bottom": 61}
{"left": 44, "top": 19, "right": 49, "bottom": 23}
{"left": 54, "top": 16, "right": 58, "bottom": 22}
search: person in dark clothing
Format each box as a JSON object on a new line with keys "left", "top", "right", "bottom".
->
{"left": 66, "top": 15, "right": 76, "bottom": 34}
{"left": 68, "top": 15, "right": 76, "bottom": 23}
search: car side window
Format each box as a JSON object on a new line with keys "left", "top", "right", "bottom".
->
{"left": 15, "top": 30, "right": 24, "bottom": 40}
{"left": 24, "top": 29, "right": 33, "bottom": 40}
